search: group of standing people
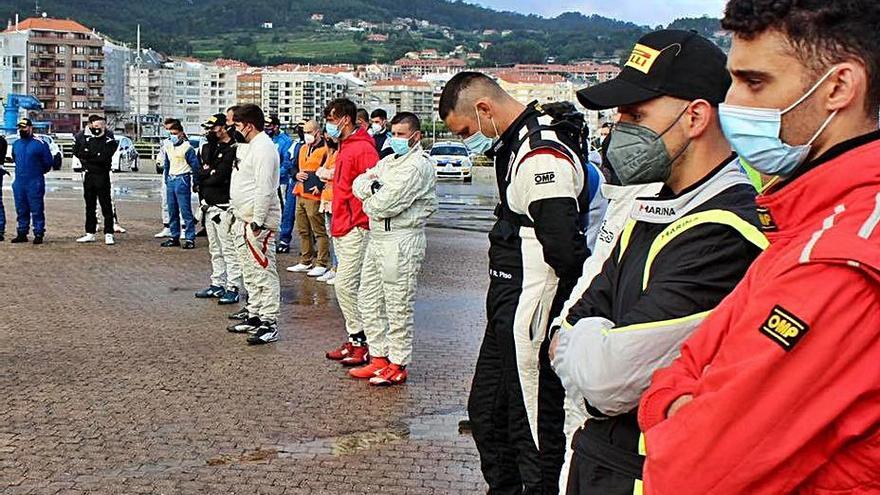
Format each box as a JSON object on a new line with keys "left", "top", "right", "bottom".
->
{"left": 440, "top": 0, "right": 880, "bottom": 493}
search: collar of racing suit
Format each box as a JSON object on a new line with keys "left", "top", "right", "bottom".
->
{"left": 629, "top": 155, "right": 751, "bottom": 224}
{"left": 756, "top": 131, "right": 880, "bottom": 239}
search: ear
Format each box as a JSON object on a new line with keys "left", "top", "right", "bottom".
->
{"left": 825, "top": 63, "right": 861, "bottom": 112}
{"left": 474, "top": 98, "right": 492, "bottom": 115}
{"left": 685, "top": 99, "right": 713, "bottom": 139}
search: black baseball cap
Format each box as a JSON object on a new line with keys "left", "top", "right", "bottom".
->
{"left": 201, "top": 113, "right": 226, "bottom": 129}
{"left": 577, "top": 30, "right": 731, "bottom": 110}
{"left": 16, "top": 118, "right": 32, "bottom": 128}
{"left": 265, "top": 115, "right": 281, "bottom": 127}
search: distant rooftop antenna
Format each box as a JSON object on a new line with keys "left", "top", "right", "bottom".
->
{"left": 34, "top": 0, "right": 39, "bottom": 15}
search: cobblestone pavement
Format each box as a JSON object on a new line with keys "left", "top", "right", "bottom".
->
{"left": 0, "top": 192, "right": 491, "bottom": 494}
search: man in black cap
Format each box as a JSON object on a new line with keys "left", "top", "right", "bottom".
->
{"left": 73, "top": 115, "right": 119, "bottom": 245}
{"left": 547, "top": 30, "right": 767, "bottom": 493}
{"left": 194, "top": 113, "right": 243, "bottom": 305}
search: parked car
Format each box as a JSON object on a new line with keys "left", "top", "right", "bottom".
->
{"left": 430, "top": 141, "right": 474, "bottom": 182}
{"left": 154, "top": 136, "right": 206, "bottom": 174}
{"left": 71, "top": 135, "right": 140, "bottom": 173}
{"left": 5, "top": 133, "right": 63, "bottom": 170}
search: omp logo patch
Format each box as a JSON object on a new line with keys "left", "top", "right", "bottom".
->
{"left": 760, "top": 305, "right": 809, "bottom": 351}
{"left": 626, "top": 43, "right": 661, "bottom": 74}
{"left": 534, "top": 171, "right": 556, "bottom": 185}
{"left": 756, "top": 206, "right": 778, "bottom": 232}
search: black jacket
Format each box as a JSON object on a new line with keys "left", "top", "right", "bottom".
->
{"left": 73, "top": 131, "right": 118, "bottom": 174}
{"left": 198, "top": 139, "right": 236, "bottom": 206}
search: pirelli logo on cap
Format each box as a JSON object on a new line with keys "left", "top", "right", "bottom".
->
{"left": 626, "top": 43, "right": 662, "bottom": 74}
{"left": 760, "top": 305, "right": 809, "bottom": 351}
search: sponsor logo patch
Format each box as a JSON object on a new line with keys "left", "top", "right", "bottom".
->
{"left": 534, "top": 171, "right": 556, "bottom": 185}
{"left": 756, "top": 206, "right": 778, "bottom": 232}
{"left": 625, "top": 43, "right": 662, "bottom": 74}
{"left": 760, "top": 305, "right": 809, "bottom": 351}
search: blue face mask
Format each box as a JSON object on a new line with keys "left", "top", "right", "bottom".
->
{"left": 718, "top": 66, "right": 838, "bottom": 177}
{"left": 169, "top": 134, "right": 182, "bottom": 146}
{"left": 389, "top": 134, "right": 415, "bottom": 156}
{"left": 325, "top": 121, "right": 342, "bottom": 140}
{"left": 464, "top": 106, "right": 498, "bottom": 155}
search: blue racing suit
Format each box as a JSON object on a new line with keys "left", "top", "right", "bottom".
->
{"left": 12, "top": 134, "right": 53, "bottom": 236}
{"left": 163, "top": 140, "right": 200, "bottom": 241}
{"left": 279, "top": 139, "right": 302, "bottom": 247}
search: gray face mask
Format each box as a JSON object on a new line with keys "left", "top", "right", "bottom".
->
{"left": 606, "top": 107, "right": 690, "bottom": 186}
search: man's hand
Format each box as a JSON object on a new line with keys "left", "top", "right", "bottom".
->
{"left": 192, "top": 184, "right": 199, "bottom": 194}
{"left": 549, "top": 331, "right": 561, "bottom": 362}
{"left": 667, "top": 395, "right": 693, "bottom": 418}
{"left": 296, "top": 171, "right": 308, "bottom": 181}
{"left": 309, "top": 186, "right": 320, "bottom": 195}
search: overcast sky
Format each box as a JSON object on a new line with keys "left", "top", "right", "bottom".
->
{"left": 474, "top": 0, "right": 728, "bottom": 26}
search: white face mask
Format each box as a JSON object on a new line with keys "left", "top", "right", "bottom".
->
{"left": 370, "top": 123, "right": 384, "bottom": 134}
{"left": 304, "top": 133, "right": 316, "bottom": 145}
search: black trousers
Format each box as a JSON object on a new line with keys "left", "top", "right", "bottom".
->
{"left": 469, "top": 224, "right": 571, "bottom": 494}
{"left": 566, "top": 416, "right": 644, "bottom": 495}
{"left": 83, "top": 171, "right": 113, "bottom": 235}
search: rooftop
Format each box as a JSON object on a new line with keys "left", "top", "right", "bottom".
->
{"left": 4, "top": 17, "right": 91, "bottom": 33}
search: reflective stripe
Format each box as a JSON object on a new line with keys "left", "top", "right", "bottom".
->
{"left": 618, "top": 219, "right": 637, "bottom": 262}
{"left": 633, "top": 433, "right": 647, "bottom": 495}
{"left": 642, "top": 209, "right": 769, "bottom": 290}
{"left": 606, "top": 310, "right": 712, "bottom": 335}
{"left": 800, "top": 204, "right": 846, "bottom": 263}
{"left": 858, "top": 192, "right": 880, "bottom": 239}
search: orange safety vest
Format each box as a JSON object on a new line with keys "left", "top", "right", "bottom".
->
{"left": 294, "top": 142, "right": 328, "bottom": 201}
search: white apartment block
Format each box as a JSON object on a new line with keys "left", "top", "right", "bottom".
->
{"left": 259, "top": 71, "right": 347, "bottom": 125}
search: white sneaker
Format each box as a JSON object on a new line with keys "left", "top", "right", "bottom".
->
{"left": 307, "top": 266, "right": 328, "bottom": 277}
{"left": 322, "top": 271, "right": 337, "bottom": 284}
{"left": 326, "top": 275, "right": 336, "bottom": 285}
{"left": 76, "top": 233, "right": 96, "bottom": 243}
{"left": 105, "top": 234, "right": 115, "bottom": 245}
{"left": 154, "top": 227, "right": 172, "bottom": 238}
{"left": 316, "top": 270, "right": 333, "bottom": 282}
{"left": 114, "top": 224, "right": 127, "bottom": 234}
{"left": 286, "top": 263, "right": 313, "bottom": 273}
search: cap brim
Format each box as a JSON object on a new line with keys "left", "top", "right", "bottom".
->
{"left": 577, "top": 77, "right": 662, "bottom": 110}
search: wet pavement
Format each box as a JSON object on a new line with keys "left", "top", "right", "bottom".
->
{"left": 0, "top": 179, "right": 495, "bottom": 494}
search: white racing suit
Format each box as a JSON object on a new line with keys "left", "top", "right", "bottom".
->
{"left": 206, "top": 205, "right": 242, "bottom": 292}
{"left": 552, "top": 182, "right": 663, "bottom": 494}
{"left": 352, "top": 145, "right": 438, "bottom": 366}
{"left": 229, "top": 136, "right": 282, "bottom": 323}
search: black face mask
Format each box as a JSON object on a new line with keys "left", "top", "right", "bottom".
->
{"left": 19, "top": 130, "right": 30, "bottom": 139}
{"left": 326, "top": 137, "right": 338, "bottom": 150}
{"left": 90, "top": 127, "right": 103, "bottom": 136}
{"left": 227, "top": 125, "right": 246, "bottom": 143}
{"left": 206, "top": 131, "right": 219, "bottom": 143}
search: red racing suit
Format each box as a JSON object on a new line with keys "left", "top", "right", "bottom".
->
{"left": 638, "top": 132, "right": 880, "bottom": 495}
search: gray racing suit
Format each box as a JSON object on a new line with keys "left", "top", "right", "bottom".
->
{"left": 352, "top": 143, "right": 438, "bottom": 366}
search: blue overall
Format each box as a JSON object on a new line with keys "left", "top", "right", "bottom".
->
{"left": 163, "top": 141, "right": 200, "bottom": 241}
{"left": 279, "top": 139, "right": 301, "bottom": 246}
{"left": 12, "top": 136, "right": 53, "bottom": 236}
{"left": 0, "top": 167, "right": 8, "bottom": 234}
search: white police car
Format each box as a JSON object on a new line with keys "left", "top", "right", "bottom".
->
{"left": 430, "top": 141, "right": 473, "bottom": 183}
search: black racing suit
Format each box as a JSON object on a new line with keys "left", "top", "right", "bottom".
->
{"left": 72, "top": 131, "right": 118, "bottom": 235}
{"left": 470, "top": 101, "right": 589, "bottom": 494}
{"left": 197, "top": 139, "right": 235, "bottom": 207}
{"left": 553, "top": 158, "right": 765, "bottom": 494}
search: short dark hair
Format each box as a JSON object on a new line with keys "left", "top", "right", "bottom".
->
{"left": 88, "top": 114, "right": 105, "bottom": 123}
{"left": 439, "top": 71, "right": 503, "bottom": 120}
{"left": 233, "top": 104, "right": 265, "bottom": 131}
{"left": 226, "top": 105, "right": 240, "bottom": 114}
{"left": 390, "top": 112, "right": 421, "bottom": 133}
{"left": 370, "top": 108, "right": 388, "bottom": 120}
{"left": 163, "top": 117, "right": 180, "bottom": 126}
{"left": 323, "top": 98, "right": 357, "bottom": 122}
{"left": 723, "top": 0, "right": 880, "bottom": 114}
{"left": 168, "top": 121, "right": 184, "bottom": 132}
{"left": 357, "top": 108, "right": 369, "bottom": 123}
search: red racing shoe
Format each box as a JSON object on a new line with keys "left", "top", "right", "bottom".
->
{"left": 326, "top": 341, "right": 354, "bottom": 361}
{"left": 349, "top": 356, "right": 390, "bottom": 379}
{"left": 340, "top": 343, "right": 369, "bottom": 367}
{"left": 369, "top": 363, "right": 408, "bottom": 386}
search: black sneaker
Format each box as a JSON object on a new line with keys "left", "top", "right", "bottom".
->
{"left": 161, "top": 238, "right": 180, "bottom": 248}
{"left": 10, "top": 234, "right": 27, "bottom": 243}
{"left": 32, "top": 235, "right": 44, "bottom": 245}
{"left": 227, "top": 316, "right": 261, "bottom": 334}
{"left": 182, "top": 240, "right": 195, "bottom": 249}
{"left": 218, "top": 287, "right": 240, "bottom": 305}
{"left": 0, "top": 234, "right": 4, "bottom": 242}
{"left": 247, "top": 321, "right": 279, "bottom": 345}
{"left": 276, "top": 243, "right": 290, "bottom": 254}
{"left": 195, "top": 285, "right": 225, "bottom": 299}
{"left": 228, "top": 307, "right": 249, "bottom": 320}
{"left": 195, "top": 227, "right": 207, "bottom": 238}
